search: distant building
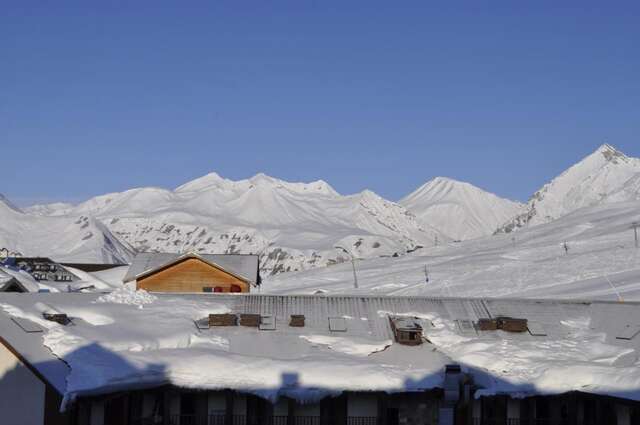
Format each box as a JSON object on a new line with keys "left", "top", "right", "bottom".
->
{"left": 123, "top": 252, "right": 260, "bottom": 293}
{"left": 4, "top": 257, "right": 79, "bottom": 283}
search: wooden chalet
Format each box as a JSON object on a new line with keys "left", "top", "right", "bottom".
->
{"left": 123, "top": 252, "right": 260, "bottom": 293}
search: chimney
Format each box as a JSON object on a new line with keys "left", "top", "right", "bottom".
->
{"left": 439, "top": 364, "right": 463, "bottom": 425}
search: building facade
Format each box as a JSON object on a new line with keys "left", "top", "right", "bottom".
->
{"left": 123, "top": 252, "right": 260, "bottom": 293}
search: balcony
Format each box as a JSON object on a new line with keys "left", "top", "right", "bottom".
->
{"left": 472, "top": 419, "right": 561, "bottom": 425}
{"left": 131, "top": 415, "right": 380, "bottom": 425}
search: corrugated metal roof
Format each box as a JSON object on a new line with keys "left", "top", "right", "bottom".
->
{"left": 122, "top": 252, "right": 259, "bottom": 284}
{"left": 0, "top": 293, "right": 639, "bottom": 402}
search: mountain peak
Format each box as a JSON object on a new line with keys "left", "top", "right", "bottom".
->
{"left": 498, "top": 143, "right": 640, "bottom": 232}
{"left": 175, "top": 172, "right": 227, "bottom": 192}
{"left": 593, "top": 143, "right": 628, "bottom": 164}
{"left": 400, "top": 178, "right": 524, "bottom": 240}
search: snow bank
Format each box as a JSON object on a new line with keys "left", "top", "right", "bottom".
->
{"left": 95, "top": 284, "right": 156, "bottom": 306}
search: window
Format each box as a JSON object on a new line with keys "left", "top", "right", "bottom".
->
{"left": 203, "top": 287, "right": 213, "bottom": 293}
{"left": 214, "top": 287, "right": 223, "bottom": 293}
{"left": 230, "top": 284, "right": 242, "bottom": 293}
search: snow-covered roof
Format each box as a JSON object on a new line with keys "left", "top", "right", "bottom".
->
{"left": 123, "top": 252, "right": 259, "bottom": 285}
{"left": 0, "top": 292, "right": 639, "bottom": 409}
{"left": 0, "top": 267, "right": 41, "bottom": 292}
{"left": 0, "top": 301, "right": 69, "bottom": 394}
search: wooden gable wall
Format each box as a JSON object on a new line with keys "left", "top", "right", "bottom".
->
{"left": 136, "top": 258, "right": 250, "bottom": 293}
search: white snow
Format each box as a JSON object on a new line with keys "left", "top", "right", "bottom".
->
{"left": 500, "top": 144, "right": 640, "bottom": 232}
{"left": 400, "top": 177, "right": 525, "bottom": 240}
{"left": 95, "top": 284, "right": 157, "bottom": 306}
{"left": 0, "top": 197, "right": 133, "bottom": 264}
{"left": 264, "top": 200, "right": 640, "bottom": 301}
{"left": 0, "top": 292, "right": 638, "bottom": 407}
{"left": 24, "top": 173, "right": 447, "bottom": 275}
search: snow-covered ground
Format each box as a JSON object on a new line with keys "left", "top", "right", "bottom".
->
{"left": 264, "top": 201, "right": 640, "bottom": 301}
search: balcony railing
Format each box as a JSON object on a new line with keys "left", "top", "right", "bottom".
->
{"left": 472, "top": 419, "right": 562, "bottom": 425}
{"left": 142, "top": 415, "right": 380, "bottom": 425}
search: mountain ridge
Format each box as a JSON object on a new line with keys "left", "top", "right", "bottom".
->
{"left": 498, "top": 144, "right": 640, "bottom": 233}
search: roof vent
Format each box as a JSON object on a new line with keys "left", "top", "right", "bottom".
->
{"left": 35, "top": 302, "right": 71, "bottom": 325}
{"left": 289, "top": 315, "right": 305, "bottom": 327}
{"left": 476, "top": 317, "right": 528, "bottom": 333}
{"left": 239, "top": 314, "right": 261, "bottom": 327}
{"left": 259, "top": 315, "right": 276, "bottom": 331}
{"left": 389, "top": 316, "right": 423, "bottom": 345}
{"left": 209, "top": 313, "right": 237, "bottom": 327}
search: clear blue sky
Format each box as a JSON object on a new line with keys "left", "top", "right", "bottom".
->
{"left": 2, "top": 1, "right": 639, "bottom": 206}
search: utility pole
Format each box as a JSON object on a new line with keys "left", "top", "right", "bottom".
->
{"left": 434, "top": 235, "right": 439, "bottom": 247}
{"left": 424, "top": 265, "right": 429, "bottom": 284}
{"left": 631, "top": 222, "right": 640, "bottom": 249}
{"left": 335, "top": 246, "right": 358, "bottom": 289}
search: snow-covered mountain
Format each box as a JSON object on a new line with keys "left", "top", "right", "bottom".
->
{"left": 400, "top": 177, "right": 525, "bottom": 240}
{"left": 265, "top": 199, "right": 640, "bottom": 301}
{"left": 0, "top": 194, "right": 133, "bottom": 263}
{"left": 27, "top": 173, "right": 447, "bottom": 274}
{"left": 498, "top": 144, "right": 640, "bottom": 233}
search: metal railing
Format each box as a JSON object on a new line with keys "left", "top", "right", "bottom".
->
{"left": 159, "top": 415, "right": 380, "bottom": 425}
{"left": 472, "top": 419, "right": 561, "bottom": 425}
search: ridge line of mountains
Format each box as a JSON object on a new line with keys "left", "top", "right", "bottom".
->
{"left": 2, "top": 144, "right": 639, "bottom": 275}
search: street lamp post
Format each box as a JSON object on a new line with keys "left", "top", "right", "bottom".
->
{"left": 335, "top": 246, "right": 358, "bottom": 289}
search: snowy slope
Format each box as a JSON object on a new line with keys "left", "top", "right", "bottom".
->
{"left": 499, "top": 144, "right": 640, "bottom": 232}
{"left": 400, "top": 177, "right": 525, "bottom": 240}
{"left": 264, "top": 200, "right": 640, "bottom": 301}
{"left": 28, "top": 173, "right": 447, "bottom": 275}
{"left": 0, "top": 195, "right": 133, "bottom": 264}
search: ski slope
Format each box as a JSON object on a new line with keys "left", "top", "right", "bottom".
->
{"left": 264, "top": 201, "right": 640, "bottom": 301}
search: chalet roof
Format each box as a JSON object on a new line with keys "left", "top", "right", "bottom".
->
{"left": 123, "top": 252, "right": 259, "bottom": 284}
{"left": 0, "top": 293, "right": 639, "bottom": 407}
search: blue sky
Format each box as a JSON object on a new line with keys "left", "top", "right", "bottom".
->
{"left": 2, "top": 1, "right": 639, "bottom": 206}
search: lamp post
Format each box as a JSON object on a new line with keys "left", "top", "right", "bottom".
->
{"left": 335, "top": 245, "right": 358, "bottom": 289}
